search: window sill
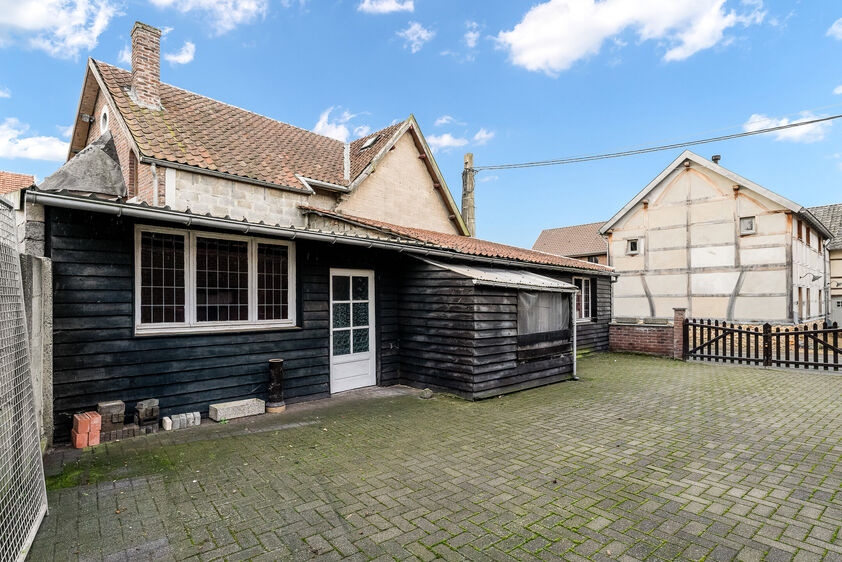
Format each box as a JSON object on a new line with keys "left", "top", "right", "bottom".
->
{"left": 576, "top": 318, "right": 595, "bottom": 323}
{"left": 134, "top": 321, "right": 299, "bottom": 337}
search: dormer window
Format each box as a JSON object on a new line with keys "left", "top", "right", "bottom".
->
{"left": 359, "top": 134, "right": 381, "bottom": 151}
{"left": 626, "top": 239, "right": 640, "bottom": 255}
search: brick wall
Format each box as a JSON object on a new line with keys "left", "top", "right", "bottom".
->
{"left": 609, "top": 308, "right": 686, "bottom": 359}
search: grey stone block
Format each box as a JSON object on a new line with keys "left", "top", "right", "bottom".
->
{"left": 161, "top": 417, "right": 172, "bottom": 431}
{"left": 209, "top": 398, "right": 265, "bottom": 422}
{"left": 171, "top": 415, "right": 181, "bottom": 430}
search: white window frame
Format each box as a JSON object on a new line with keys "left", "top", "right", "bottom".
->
{"left": 134, "top": 225, "right": 297, "bottom": 336}
{"left": 573, "top": 277, "right": 593, "bottom": 322}
{"left": 626, "top": 238, "right": 640, "bottom": 255}
{"left": 739, "top": 216, "right": 756, "bottom": 235}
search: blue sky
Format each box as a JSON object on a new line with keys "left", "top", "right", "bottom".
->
{"left": 1, "top": 0, "right": 841, "bottom": 247}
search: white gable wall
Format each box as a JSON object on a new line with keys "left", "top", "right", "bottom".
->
{"left": 609, "top": 161, "right": 825, "bottom": 323}
{"left": 337, "top": 133, "right": 461, "bottom": 235}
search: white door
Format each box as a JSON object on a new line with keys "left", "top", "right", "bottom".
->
{"left": 330, "top": 269, "right": 376, "bottom": 393}
{"left": 832, "top": 297, "right": 842, "bottom": 327}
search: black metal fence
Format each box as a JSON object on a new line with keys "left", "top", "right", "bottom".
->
{"left": 684, "top": 318, "right": 842, "bottom": 370}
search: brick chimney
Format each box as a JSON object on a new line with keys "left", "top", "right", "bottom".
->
{"left": 130, "top": 22, "right": 162, "bottom": 110}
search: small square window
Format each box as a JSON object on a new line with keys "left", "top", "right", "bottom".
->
{"left": 740, "top": 216, "right": 756, "bottom": 235}
{"left": 626, "top": 239, "right": 640, "bottom": 255}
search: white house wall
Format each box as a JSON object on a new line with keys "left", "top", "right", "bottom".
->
{"left": 608, "top": 161, "right": 816, "bottom": 323}
{"left": 337, "top": 134, "right": 461, "bottom": 234}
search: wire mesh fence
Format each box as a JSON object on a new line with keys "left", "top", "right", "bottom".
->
{"left": 0, "top": 199, "right": 47, "bottom": 562}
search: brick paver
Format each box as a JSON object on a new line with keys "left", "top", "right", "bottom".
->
{"left": 29, "top": 354, "right": 842, "bottom": 560}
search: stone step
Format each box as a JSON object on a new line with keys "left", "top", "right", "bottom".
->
{"left": 209, "top": 398, "right": 265, "bottom": 422}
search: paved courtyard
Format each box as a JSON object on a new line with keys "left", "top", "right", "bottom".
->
{"left": 30, "top": 353, "right": 842, "bottom": 561}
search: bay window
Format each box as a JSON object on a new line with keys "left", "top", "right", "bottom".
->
{"left": 135, "top": 226, "right": 295, "bottom": 334}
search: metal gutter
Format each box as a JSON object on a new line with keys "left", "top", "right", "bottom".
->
{"left": 139, "top": 157, "right": 315, "bottom": 195}
{"left": 26, "top": 190, "right": 614, "bottom": 276}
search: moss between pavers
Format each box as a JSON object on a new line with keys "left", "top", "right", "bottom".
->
{"left": 46, "top": 448, "right": 175, "bottom": 490}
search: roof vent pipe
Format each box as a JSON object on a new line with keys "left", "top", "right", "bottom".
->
{"left": 712, "top": 155, "right": 721, "bottom": 164}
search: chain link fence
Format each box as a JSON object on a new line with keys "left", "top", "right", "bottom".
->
{"left": 0, "top": 198, "right": 47, "bottom": 561}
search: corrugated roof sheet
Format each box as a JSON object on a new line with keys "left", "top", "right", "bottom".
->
{"left": 422, "top": 259, "right": 578, "bottom": 291}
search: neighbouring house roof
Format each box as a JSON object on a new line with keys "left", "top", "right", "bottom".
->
{"left": 0, "top": 170, "right": 35, "bottom": 195}
{"left": 91, "top": 60, "right": 402, "bottom": 192}
{"left": 599, "top": 150, "right": 832, "bottom": 239}
{"left": 300, "top": 206, "right": 614, "bottom": 273}
{"left": 809, "top": 203, "right": 842, "bottom": 250}
{"left": 533, "top": 221, "right": 607, "bottom": 257}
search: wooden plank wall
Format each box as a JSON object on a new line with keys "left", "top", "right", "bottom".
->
{"left": 397, "top": 260, "right": 476, "bottom": 396}
{"left": 397, "top": 260, "right": 598, "bottom": 399}
{"left": 48, "top": 208, "right": 399, "bottom": 442}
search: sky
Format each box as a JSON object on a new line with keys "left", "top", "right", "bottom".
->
{"left": 0, "top": 0, "right": 841, "bottom": 248}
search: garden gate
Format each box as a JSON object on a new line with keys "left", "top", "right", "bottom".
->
{"left": 0, "top": 198, "right": 47, "bottom": 562}
{"left": 684, "top": 317, "right": 842, "bottom": 370}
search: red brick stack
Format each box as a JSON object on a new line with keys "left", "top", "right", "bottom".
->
{"left": 71, "top": 412, "right": 102, "bottom": 448}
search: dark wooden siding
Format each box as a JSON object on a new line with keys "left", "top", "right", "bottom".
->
{"left": 398, "top": 260, "right": 476, "bottom": 396}
{"left": 397, "top": 259, "right": 581, "bottom": 399}
{"left": 48, "top": 207, "right": 399, "bottom": 442}
{"left": 575, "top": 276, "right": 611, "bottom": 354}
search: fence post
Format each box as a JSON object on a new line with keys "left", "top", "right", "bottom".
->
{"left": 673, "top": 308, "right": 687, "bottom": 360}
{"left": 763, "top": 323, "right": 772, "bottom": 367}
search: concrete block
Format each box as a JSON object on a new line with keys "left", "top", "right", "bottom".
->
{"left": 161, "top": 416, "right": 172, "bottom": 431}
{"left": 209, "top": 398, "right": 265, "bottom": 422}
{"left": 191, "top": 412, "right": 201, "bottom": 426}
{"left": 171, "top": 414, "right": 182, "bottom": 430}
{"left": 136, "top": 398, "right": 159, "bottom": 409}
{"left": 177, "top": 413, "right": 187, "bottom": 429}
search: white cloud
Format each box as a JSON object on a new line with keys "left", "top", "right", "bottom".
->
{"left": 497, "top": 0, "right": 766, "bottom": 75}
{"left": 57, "top": 124, "right": 74, "bottom": 138}
{"left": 313, "top": 107, "right": 368, "bottom": 142}
{"left": 397, "top": 21, "right": 434, "bottom": 53}
{"left": 0, "top": 0, "right": 118, "bottom": 58}
{"left": 834, "top": 85, "right": 842, "bottom": 95}
{"left": 828, "top": 18, "right": 842, "bottom": 40}
{"left": 0, "top": 118, "right": 68, "bottom": 161}
{"left": 164, "top": 41, "right": 196, "bottom": 64}
{"left": 427, "top": 133, "right": 468, "bottom": 152}
{"left": 478, "top": 174, "right": 499, "bottom": 183}
{"left": 0, "top": 87, "right": 9, "bottom": 98}
{"left": 148, "top": 0, "right": 268, "bottom": 34}
{"left": 117, "top": 44, "right": 131, "bottom": 64}
{"left": 465, "top": 20, "right": 480, "bottom": 48}
{"left": 357, "top": 0, "right": 413, "bottom": 14}
{"left": 435, "top": 115, "right": 456, "bottom": 126}
{"left": 742, "top": 111, "right": 831, "bottom": 144}
{"left": 472, "top": 128, "right": 495, "bottom": 145}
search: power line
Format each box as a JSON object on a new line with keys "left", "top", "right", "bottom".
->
{"left": 471, "top": 113, "right": 842, "bottom": 172}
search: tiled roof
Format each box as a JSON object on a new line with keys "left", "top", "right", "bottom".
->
{"left": 533, "top": 221, "right": 607, "bottom": 257}
{"left": 0, "top": 171, "right": 35, "bottom": 195}
{"left": 301, "top": 206, "right": 614, "bottom": 273}
{"left": 94, "top": 60, "right": 402, "bottom": 191}
{"left": 809, "top": 203, "right": 842, "bottom": 250}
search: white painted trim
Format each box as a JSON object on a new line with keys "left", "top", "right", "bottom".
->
{"left": 572, "top": 276, "right": 593, "bottom": 320}
{"left": 329, "top": 268, "right": 376, "bottom": 393}
{"left": 165, "top": 167, "right": 176, "bottom": 206}
{"left": 133, "top": 224, "right": 297, "bottom": 336}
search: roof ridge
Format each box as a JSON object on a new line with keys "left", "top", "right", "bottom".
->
{"left": 94, "top": 60, "right": 394, "bottom": 148}
{"left": 539, "top": 221, "right": 606, "bottom": 232}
